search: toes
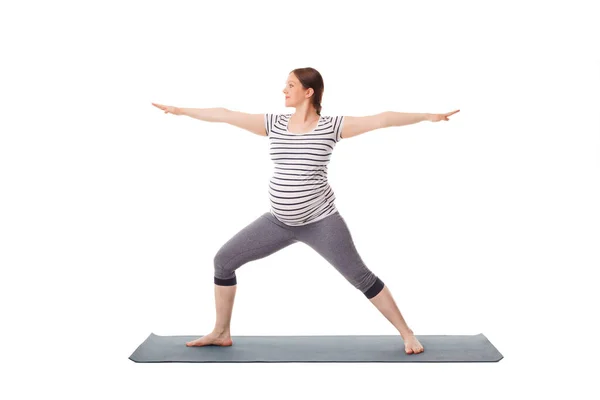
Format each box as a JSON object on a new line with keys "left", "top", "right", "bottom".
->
{"left": 186, "top": 339, "right": 204, "bottom": 347}
{"left": 405, "top": 344, "right": 425, "bottom": 354}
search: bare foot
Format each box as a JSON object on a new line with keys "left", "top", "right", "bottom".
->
{"left": 403, "top": 334, "right": 424, "bottom": 354}
{"left": 186, "top": 331, "right": 233, "bottom": 347}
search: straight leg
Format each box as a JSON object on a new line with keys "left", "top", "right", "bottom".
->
{"left": 368, "top": 284, "right": 424, "bottom": 354}
{"left": 297, "top": 211, "right": 424, "bottom": 354}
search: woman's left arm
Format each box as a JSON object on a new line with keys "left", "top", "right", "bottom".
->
{"left": 342, "top": 109, "right": 460, "bottom": 140}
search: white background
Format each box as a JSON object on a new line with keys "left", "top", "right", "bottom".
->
{"left": 1, "top": 0, "right": 599, "bottom": 398}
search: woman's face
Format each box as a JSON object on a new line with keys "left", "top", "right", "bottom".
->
{"left": 283, "top": 74, "right": 312, "bottom": 107}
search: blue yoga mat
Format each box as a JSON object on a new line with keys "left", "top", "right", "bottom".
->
{"left": 129, "top": 332, "right": 503, "bottom": 363}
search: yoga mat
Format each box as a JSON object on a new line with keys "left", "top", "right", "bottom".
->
{"left": 129, "top": 333, "right": 503, "bottom": 363}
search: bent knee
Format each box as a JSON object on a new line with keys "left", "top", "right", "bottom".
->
{"left": 213, "top": 249, "right": 236, "bottom": 282}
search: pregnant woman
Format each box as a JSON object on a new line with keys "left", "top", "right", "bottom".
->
{"left": 152, "top": 67, "right": 459, "bottom": 354}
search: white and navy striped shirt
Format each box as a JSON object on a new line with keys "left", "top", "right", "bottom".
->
{"left": 264, "top": 113, "right": 345, "bottom": 226}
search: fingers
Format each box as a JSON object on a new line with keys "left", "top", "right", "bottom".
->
{"left": 440, "top": 109, "right": 460, "bottom": 121}
{"left": 152, "top": 102, "right": 173, "bottom": 114}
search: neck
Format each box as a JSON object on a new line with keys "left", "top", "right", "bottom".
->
{"left": 292, "top": 104, "right": 318, "bottom": 122}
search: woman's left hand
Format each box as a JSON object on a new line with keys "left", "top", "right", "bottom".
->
{"left": 428, "top": 109, "right": 460, "bottom": 122}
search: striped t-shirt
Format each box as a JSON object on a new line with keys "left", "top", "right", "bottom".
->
{"left": 264, "top": 113, "right": 345, "bottom": 226}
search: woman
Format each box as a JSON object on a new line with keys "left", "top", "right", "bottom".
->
{"left": 152, "top": 67, "right": 459, "bottom": 355}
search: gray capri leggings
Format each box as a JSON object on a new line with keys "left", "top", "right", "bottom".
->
{"left": 213, "top": 210, "right": 385, "bottom": 299}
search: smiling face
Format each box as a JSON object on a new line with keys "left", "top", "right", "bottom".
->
{"left": 283, "top": 73, "right": 314, "bottom": 107}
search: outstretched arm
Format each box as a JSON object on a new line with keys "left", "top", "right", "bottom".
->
{"left": 341, "top": 112, "right": 427, "bottom": 140}
{"left": 342, "top": 109, "right": 460, "bottom": 139}
{"left": 151, "top": 103, "right": 265, "bottom": 136}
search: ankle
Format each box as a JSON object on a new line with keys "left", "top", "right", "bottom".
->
{"left": 213, "top": 327, "right": 230, "bottom": 336}
{"left": 400, "top": 328, "right": 414, "bottom": 338}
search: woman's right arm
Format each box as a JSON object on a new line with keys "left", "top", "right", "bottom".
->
{"left": 206, "top": 108, "right": 266, "bottom": 137}
{"left": 152, "top": 103, "right": 266, "bottom": 137}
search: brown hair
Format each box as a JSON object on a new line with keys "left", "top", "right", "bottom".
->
{"left": 290, "top": 67, "right": 324, "bottom": 115}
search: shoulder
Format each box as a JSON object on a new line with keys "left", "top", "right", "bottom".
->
{"left": 265, "top": 113, "right": 290, "bottom": 121}
{"left": 321, "top": 115, "right": 345, "bottom": 142}
{"left": 264, "top": 113, "right": 290, "bottom": 135}
{"left": 322, "top": 115, "right": 345, "bottom": 127}
{"left": 322, "top": 115, "right": 344, "bottom": 121}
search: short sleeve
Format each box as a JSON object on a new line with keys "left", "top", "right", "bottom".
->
{"left": 331, "top": 116, "right": 345, "bottom": 142}
{"left": 264, "top": 113, "right": 278, "bottom": 137}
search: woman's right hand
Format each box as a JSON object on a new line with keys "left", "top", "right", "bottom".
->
{"left": 152, "top": 102, "right": 182, "bottom": 115}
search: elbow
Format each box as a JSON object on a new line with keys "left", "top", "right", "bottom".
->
{"left": 217, "top": 107, "right": 229, "bottom": 123}
{"left": 380, "top": 111, "right": 391, "bottom": 129}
